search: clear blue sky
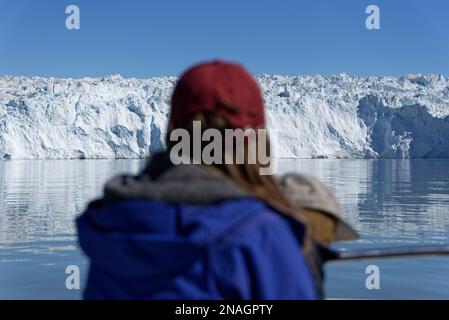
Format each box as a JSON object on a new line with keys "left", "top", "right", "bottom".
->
{"left": 1, "top": 0, "right": 448, "bottom": 78}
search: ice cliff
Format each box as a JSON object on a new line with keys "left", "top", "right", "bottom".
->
{"left": 1, "top": 74, "right": 449, "bottom": 160}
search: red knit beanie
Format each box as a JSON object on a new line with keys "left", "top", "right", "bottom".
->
{"left": 170, "top": 60, "right": 265, "bottom": 129}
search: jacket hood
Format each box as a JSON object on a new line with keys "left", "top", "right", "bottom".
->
{"left": 76, "top": 153, "right": 263, "bottom": 278}
{"left": 100, "top": 152, "right": 250, "bottom": 205}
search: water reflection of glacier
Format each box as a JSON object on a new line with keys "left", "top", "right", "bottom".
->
{"left": 278, "top": 159, "right": 449, "bottom": 243}
{"left": 0, "top": 160, "right": 144, "bottom": 245}
{"left": 1, "top": 159, "right": 448, "bottom": 246}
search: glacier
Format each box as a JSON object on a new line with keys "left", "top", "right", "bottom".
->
{"left": 1, "top": 73, "right": 449, "bottom": 160}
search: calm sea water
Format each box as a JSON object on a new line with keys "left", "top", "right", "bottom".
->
{"left": 1, "top": 159, "right": 449, "bottom": 299}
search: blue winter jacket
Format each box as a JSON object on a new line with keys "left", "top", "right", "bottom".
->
{"left": 76, "top": 153, "right": 317, "bottom": 300}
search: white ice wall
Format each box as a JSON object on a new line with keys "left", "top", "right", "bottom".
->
{"left": 1, "top": 74, "right": 448, "bottom": 159}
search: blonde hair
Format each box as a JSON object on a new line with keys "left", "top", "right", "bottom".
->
{"left": 166, "top": 112, "right": 309, "bottom": 223}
